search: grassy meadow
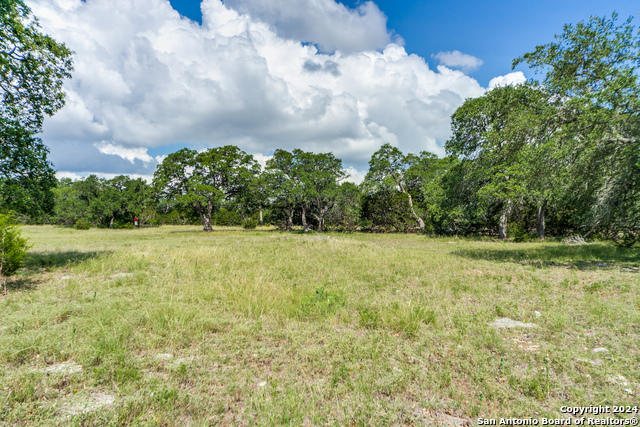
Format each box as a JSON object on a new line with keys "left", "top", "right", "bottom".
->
{"left": 1, "top": 226, "right": 639, "bottom": 425}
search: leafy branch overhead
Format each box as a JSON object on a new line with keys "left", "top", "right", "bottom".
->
{"left": 0, "top": 0, "right": 73, "bottom": 216}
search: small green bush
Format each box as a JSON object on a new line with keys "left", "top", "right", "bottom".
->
{"left": 242, "top": 218, "right": 258, "bottom": 229}
{"left": 0, "top": 213, "right": 30, "bottom": 281}
{"left": 74, "top": 219, "right": 92, "bottom": 230}
{"left": 511, "top": 224, "right": 530, "bottom": 242}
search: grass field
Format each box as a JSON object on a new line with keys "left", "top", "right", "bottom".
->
{"left": 1, "top": 226, "right": 639, "bottom": 426}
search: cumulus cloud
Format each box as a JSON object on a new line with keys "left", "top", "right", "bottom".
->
{"left": 488, "top": 71, "right": 527, "bottom": 89}
{"left": 29, "top": 0, "right": 502, "bottom": 180}
{"left": 221, "top": 0, "right": 394, "bottom": 53}
{"left": 94, "top": 142, "right": 155, "bottom": 164}
{"left": 433, "top": 50, "right": 483, "bottom": 73}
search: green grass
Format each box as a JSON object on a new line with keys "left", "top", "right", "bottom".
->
{"left": 1, "top": 226, "right": 639, "bottom": 425}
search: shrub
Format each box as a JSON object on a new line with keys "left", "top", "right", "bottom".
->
{"left": 242, "top": 218, "right": 258, "bottom": 229}
{"left": 511, "top": 223, "right": 530, "bottom": 242}
{"left": 74, "top": 218, "right": 91, "bottom": 230}
{"left": 0, "top": 214, "right": 30, "bottom": 285}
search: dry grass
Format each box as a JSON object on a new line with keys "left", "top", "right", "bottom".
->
{"left": 0, "top": 226, "right": 638, "bottom": 425}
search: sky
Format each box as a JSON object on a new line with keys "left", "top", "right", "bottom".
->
{"left": 26, "top": 0, "right": 639, "bottom": 183}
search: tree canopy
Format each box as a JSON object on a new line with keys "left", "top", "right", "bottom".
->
{"left": 0, "top": 0, "right": 73, "bottom": 216}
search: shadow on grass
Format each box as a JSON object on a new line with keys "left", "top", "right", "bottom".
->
{"left": 451, "top": 243, "right": 640, "bottom": 270}
{"left": 4, "top": 250, "right": 109, "bottom": 293}
{"left": 24, "top": 250, "right": 108, "bottom": 271}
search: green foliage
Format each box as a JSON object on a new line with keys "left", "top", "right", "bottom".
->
{"left": 213, "top": 208, "right": 243, "bottom": 226}
{"left": 0, "top": 213, "right": 29, "bottom": 280}
{"left": 299, "top": 287, "right": 345, "bottom": 318}
{"left": 514, "top": 13, "right": 640, "bottom": 238}
{"left": 53, "top": 175, "right": 155, "bottom": 228}
{"left": 153, "top": 146, "right": 259, "bottom": 231}
{"left": 511, "top": 223, "right": 531, "bottom": 243}
{"left": 357, "top": 306, "right": 382, "bottom": 329}
{"left": 265, "top": 149, "right": 346, "bottom": 232}
{"left": 1, "top": 0, "right": 73, "bottom": 217}
{"left": 242, "top": 218, "right": 258, "bottom": 229}
{"left": 325, "top": 182, "right": 361, "bottom": 232}
{"left": 363, "top": 143, "right": 426, "bottom": 231}
{"left": 74, "top": 218, "right": 91, "bottom": 230}
{"left": 361, "top": 190, "right": 414, "bottom": 232}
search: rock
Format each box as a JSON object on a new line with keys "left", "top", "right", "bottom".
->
{"left": 577, "top": 358, "right": 602, "bottom": 366}
{"left": 61, "top": 276, "right": 71, "bottom": 280}
{"left": 490, "top": 318, "right": 538, "bottom": 329}
{"left": 592, "top": 347, "right": 609, "bottom": 354}
{"left": 64, "top": 393, "right": 115, "bottom": 416}
{"left": 534, "top": 311, "right": 542, "bottom": 318}
{"left": 608, "top": 375, "right": 629, "bottom": 386}
{"left": 258, "top": 381, "right": 267, "bottom": 387}
{"left": 111, "top": 273, "right": 133, "bottom": 278}
{"left": 45, "top": 362, "right": 82, "bottom": 374}
{"left": 596, "top": 263, "right": 606, "bottom": 267}
{"left": 156, "top": 353, "right": 173, "bottom": 360}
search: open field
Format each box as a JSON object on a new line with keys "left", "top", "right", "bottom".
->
{"left": 1, "top": 226, "right": 639, "bottom": 426}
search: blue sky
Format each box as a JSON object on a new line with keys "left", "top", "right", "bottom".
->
{"left": 28, "top": 0, "right": 639, "bottom": 182}
{"left": 169, "top": 0, "right": 640, "bottom": 86}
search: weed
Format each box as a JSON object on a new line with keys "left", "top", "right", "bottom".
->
{"left": 299, "top": 286, "right": 345, "bottom": 318}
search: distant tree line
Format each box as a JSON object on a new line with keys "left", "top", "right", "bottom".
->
{"left": 3, "top": 13, "right": 638, "bottom": 245}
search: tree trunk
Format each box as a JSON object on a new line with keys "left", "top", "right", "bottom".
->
{"left": 259, "top": 208, "right": 263, "bottom": 226}
{"left": 498, "top": 201, "right": 512, "bottom": 239}
{"left": 536, "top": 202, "right": 546, "bottom": 240}
{"left": 301, "top": 204, "right": 308, "bottom": 231}
{"left": 406, "top": 193, "right": 425, "bottom": 231}
{"left": 197, "top": 203, "right": 213, "bottom": 232}
{"left": 109, "top": 217, "right": 114, "bottom": 229}
{"left": 286, "top": 205, "right": 293, "bottom": 231}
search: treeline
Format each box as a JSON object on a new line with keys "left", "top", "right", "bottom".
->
{"left": 8, "top": 14, "right": 640, "bottom": 244}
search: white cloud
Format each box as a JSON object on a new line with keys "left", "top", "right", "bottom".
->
{"left": 252, "top": 153, "right": 273, "bottom": 169}
{"left": 221, "top": 0, "right": 395, "bottom": 54}
{"left": 433, "top": 50, "right": 483, "bottom": 73}
{"left": 30, "top": 0, "right": 491, "bottom": 177}
{"left": 344, "top": 166, "right": 366, "bottom": 185}
{"left": 488, "top": 71, "right": 527, "bottom": 89}
{"left": 55, "top": 170, "right": 154, "bottom": 182}
{"left": 94, "top": 142, "right": 155, "bottom": 164}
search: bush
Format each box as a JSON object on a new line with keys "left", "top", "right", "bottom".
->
{"left": 0, "top": 214, "right": 30, "bottom": 282}
{"left": 74, "top": 219, "right": 91, "bottom": 230}
{"left": 511, "top": 223, "right": 530, "bottom": 242}
{"left": 242, "top": 218, "right": 258, "bottom": 229}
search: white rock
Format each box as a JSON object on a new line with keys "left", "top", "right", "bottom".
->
{"left": 534, "top": 311, "right": 542, "bottom": 318}
{"left": 111, "top": 273, "right": 133, "bottom": 278}
{"left": 258, "top": 381, "right": 267, "bottom": 387}
{"left": 592, "top": 347, "right": 609, "bottom": 353}
{"left": 490, "top": 318, "right": 538, "bottom": 329}
{"left": 156, "top": 353, "right": 173, "bottom": 360}
{"left": 45, "top": 362, "right": 82, "bottom": 374}
{"left": 65, "top": 393, "right": 115, "bottom": 416}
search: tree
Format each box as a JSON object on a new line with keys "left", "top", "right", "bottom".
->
{"left": 446, "top": 84, "right": 559, "bottom": 239}
{"left": 265, "top": 149, "right": 346, "bottom": 232}
{"left": 325, "top": 182, "right": 362, "bottom": 231}
{"left": 153, "top": 146, "right": 259, "bottom": 231}
{"left": 265, "top": 149, "right": 301, "bottom": 231}
{"left": 0, "top": 213, "right": 29, "bottom": 294}
{"left": 513, "top": 13, "right": 640, "bottom": 239}
{"left": 1, "top": 0, "right": 73, "bottom": 216}
{"left": 364, "top": 143, "right": 426, "bottom": 231}
{"left": 295, "top": 150, "right": 346, "bottom": 232}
